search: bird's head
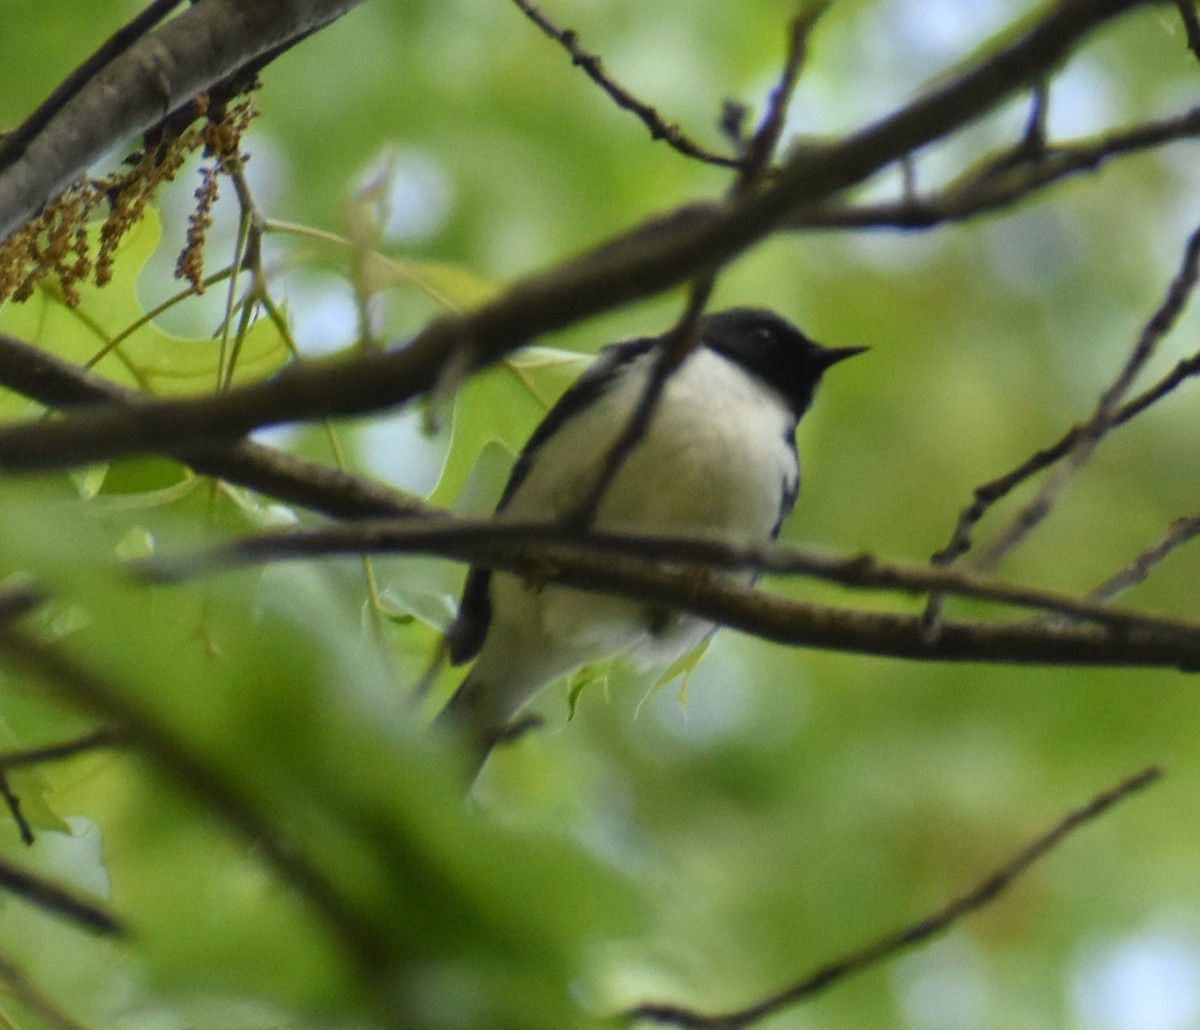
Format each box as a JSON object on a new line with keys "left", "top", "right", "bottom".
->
{"left": 700, "top": 307, "right": 866, "bottom": 418}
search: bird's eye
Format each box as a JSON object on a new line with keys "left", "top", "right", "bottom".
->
{"left": 755, "top": 327, "right": 772, "bottom": 343}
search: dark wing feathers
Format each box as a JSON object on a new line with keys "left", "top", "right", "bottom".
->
{"left": 446, "top": 336, "right": 660, "bottom": 665}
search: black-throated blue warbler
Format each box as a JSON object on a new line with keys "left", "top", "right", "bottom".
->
{"left": 437, "top": 307, "right": 864, "bottom": 772}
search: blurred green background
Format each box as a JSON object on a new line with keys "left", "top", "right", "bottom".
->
{"left": 2, "top": 1, "right": 1200, "bottom": 1027}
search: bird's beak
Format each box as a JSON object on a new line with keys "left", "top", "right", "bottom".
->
{"left": 818, "top": 344, "right": 868, "bottom": 369}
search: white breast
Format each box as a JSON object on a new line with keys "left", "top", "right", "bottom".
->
{"left": 471, "top": 348, "right": 800, "bottom": 716}
{"left": 503, "top": 347, "right": 799, "bottom": 541}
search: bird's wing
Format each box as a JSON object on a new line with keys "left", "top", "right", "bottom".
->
{"left": 445, "top": 335, "right": 660, "bottom": 665}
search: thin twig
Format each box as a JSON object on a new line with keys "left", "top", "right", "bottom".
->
{"left": 571, "top": 9, "right": 821, "bottom": 527}
{"left": 624, "top": 765, "right": 1163, "bottom": 1029}
{"left": 978, "top": 216, "right": 1200, "bottom": 570}
{"left": 0, "top": 772, "right": 32, "bottom": 846}
{"left": 568, "top": 279, "right": 714, "bottom": 529}
{"left": 1088, "top": 514, "right": 1200, "bottom": 604}
{"left": 792, "top": 106, "right": 1200, "bottom": 230}
{"left": 508, "top": 0, "right": 740, "bottom": 168}
{"left": 1020, "top": 79, "right": 1050, "bottom": 153}
{"left": 736, "top": 4, "right": 831, "bottom": 185}
{"left": 929, "top": 220, "right": 1200, "bottom": 579}
{"left": 0, "top": 727, "right": 128, "bottom": 771}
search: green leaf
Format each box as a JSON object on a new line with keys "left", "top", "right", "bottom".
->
{"left": 0, "top": 209, "right": 289, "bottom": 417}
{"left": 428, "top": 345, "right": 590, "bottom": 510}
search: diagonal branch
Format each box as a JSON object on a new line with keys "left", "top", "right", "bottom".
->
{"left": 0, "top": 0, "right": 1170, "bottom": 474}
{"left": 625, "top": 766, "right": 1163, "bottom": 1029}
{"left": 1087, "top": 513, "right": 1200, "bottom": 604}
{"left": 0, "top": 727, "right": 128, "bottom": 771}
{"left": 508, "top": 0, "right": 740, "bottom": 168}
{"left": 0, "top": 0, "right": 367, "bottom": 241}
{"left": 931, "top": 219, "right": 1200, "bottom": 572}
{"left": 0, "top": 854, "right": 123, "bottom": 935}
{"left": 791, "top": 105, "right": 1200, "bottom": 230}
{"left": 0, "top": 0, "right": 186, "bottom": 174}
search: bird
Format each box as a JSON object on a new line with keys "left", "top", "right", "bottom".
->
{"left": 436, "top": 307, "right": 865, "bottom": 776}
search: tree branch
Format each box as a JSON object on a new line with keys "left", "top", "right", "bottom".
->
{"left": 0, "top": 332, "right": 434, "bottom": 519}
{"left": 0, "top": 0, "right": 366, "bottom": 241}
{"left": 0, "top": 727, "right": 127, "bottom": 772}
{"left": 508, "top": 0, "right": 740, "bottom": 168}
{"left": 1087, "top": 513, "right": 1200, "bottom": 604}
{"left": 625, "top": 765, "right": 1163, "bottom": 1028}
{"left": 145, "top": 516, "right": 1200, "bottom": 670}
{"left": 0, "top": 0, "right": 1169, "bottom": 473}
{"left": 791, "top": 105, "right": 1200, "bottom": 230}
{"left": 0, "top": 853, "right": 123, "bottom": 935}
{"left": 0, "top": 0, "right": 186, "bottom": 173}
{"left": 931, "top": 218, "right": 1200, "bottom": 572}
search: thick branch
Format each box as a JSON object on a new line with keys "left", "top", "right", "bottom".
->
{"left": 0, "top": 332, "right": 433, "bottom": 519}
{"left": 0, "top": 0, "right": 365, "bottom": 241}
{"left": 0, "top": 0, "right": 1168, "bottom": 473}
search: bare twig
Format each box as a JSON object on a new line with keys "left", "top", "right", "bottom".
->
{"left": 624, "top": 766, "right": 1163, "bottom": 1029}
{"left": 566, "top": 8, "right": 822, "bottom": 528}
{"left": 791, "top": 106, "right": 1200, "bottom": 230}
{"left": 508, "top": 0, "right": 740, "bottom": 168}
{"left": 929, "top": 220, "right": 1200, "bottom": 578}
{"left": 1088, "top": 514, "right": 1200, "bottom": 604}
{"left": 980, "top": 219, "right": 1200, "bottom": 568}
{"left": 155, "top": 515, "right": 1200, "bottom": 640}
{"left": 568, "top": 280, "right": 714, "bottom": 529}
{"left": 736, "top": 4, "right": 831, "bottom": 184}
{"left": 141, "top": 516, "right": 1200, "bottom": 669}
{"left": 1020, "top": 79, "right": 1050, "bottom": 153}
{"left": 0, "top": 0, "right": 1168, "bottom": 474}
